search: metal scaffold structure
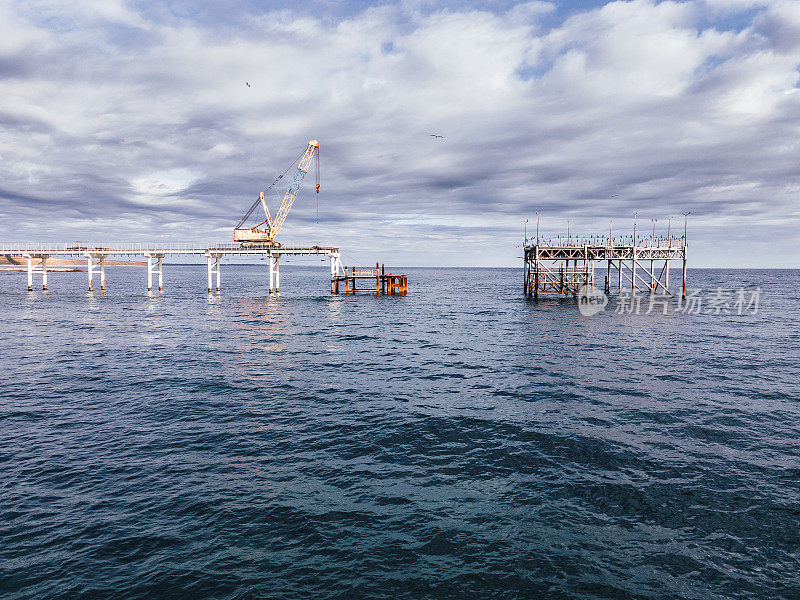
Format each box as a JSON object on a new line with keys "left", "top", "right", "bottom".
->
{"left": 523, "top": 215, "right": 688, "bottom": 299}
{"left": 332, "top": 263, "right": 408, "bottom": 295}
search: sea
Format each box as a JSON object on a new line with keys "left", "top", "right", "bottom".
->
{"left": 1, "top": 265, "right": 798, "bottom": 599}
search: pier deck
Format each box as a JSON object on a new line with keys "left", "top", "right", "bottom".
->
{"left": 0, "top": 242, "right": 343, "bottom": 293}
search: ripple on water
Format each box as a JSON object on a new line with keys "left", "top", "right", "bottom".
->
{"left": 1, "top": 267, "right": 799, "bottom": 599}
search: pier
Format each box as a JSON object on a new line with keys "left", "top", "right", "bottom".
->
{"left": 524, "top": 233, "right": 687, "bottom": 299}
{"left": 1, "top": 242, "right": 344, "bottom": 294}
{"left": 1, "top": 139, "right": 412, "bottom": 297}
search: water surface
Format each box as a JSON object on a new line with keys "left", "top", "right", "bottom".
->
{"left": 1, "top": 266, "right": 798, "bottom": 599}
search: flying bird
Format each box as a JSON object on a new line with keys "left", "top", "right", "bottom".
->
{"left": 429, "top": 134, "right": 444, "bottom": 139}
{"left": 245, "top": 82, "right": 251, "bottom": 87}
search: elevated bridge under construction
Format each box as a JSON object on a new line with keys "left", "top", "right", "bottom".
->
{"left": 1, "top": 243, "right": 344, "bottom": 294}
{"left": 2, "top": 138, "right": 410, "bottom": 296}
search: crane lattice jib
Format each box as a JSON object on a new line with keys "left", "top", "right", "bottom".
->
{"left": 267, "top": 140, "right": 318, "bottom": 240}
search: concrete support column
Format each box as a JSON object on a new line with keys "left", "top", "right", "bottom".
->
{"left": 207, "top": 257, "right": 213, "bottom": 292}
{"left": 268, "top": 255, "right": 275, "bottom": 293}
{"left": 157, "top": 256, "right": 163, "bottom": 291}
{"left": 100, "top": 257, "right": 106, "bottom": 291}
{"left": 147, "top": 256, "right": 153, "bottom": 291}
{"left": 41, "top": 257, "right": 48, "bottom": 291}
{"left": 87, "top": 256, "right": 94, "bottom": 291}
{"left": 215, "top": 256, "right": 220, "bottom": 291}
{"left": 27, "top": 257, "right": 33, "bottom": 291}
{"left": 665, "top": 259, "right": 670, "bottom": 295}
{"left": 329, "top": 253, "right": 342, "bottom": 294}
{"left": 274, "top": 256, "right": 279, "bottom": 293}
{"left": 631, "top": 251, "right": 637, "bottom": 297}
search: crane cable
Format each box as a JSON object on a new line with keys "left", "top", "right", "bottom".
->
{"left": 315, "top": 146, "right": 320, "bottom": 224}
{"left": 339, "top": 249, "right": 376, "bottom": 270}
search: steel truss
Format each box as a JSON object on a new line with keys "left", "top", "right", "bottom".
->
{"left": 524, "top": 243, "right": 687, "bottom": 299}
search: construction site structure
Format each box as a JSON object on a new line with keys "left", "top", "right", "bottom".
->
{"left": 2, "top": 243, "right": 343, "bottom": 294}
{"left": 2, "top": 244, "right": 410, "bottom": 297}
{"left": 234, "top": 139, "right": 320, "bottom": 247}
{"left": 331, "top": 263, "right": 408, "bottom": 295}
{"left": 3, "top": 138, "right": 410, "bottom": 297}
{"left": 524, "top": 232, "right": 687, "bottom": 299}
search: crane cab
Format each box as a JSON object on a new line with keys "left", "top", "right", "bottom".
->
{"left": 234, "top": 227, "right": 269, "bottom": 242}
{"left": 234, "top": 227, "right": 281, "bottom": 248}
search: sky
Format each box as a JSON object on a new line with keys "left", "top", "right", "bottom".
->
{"left": 1, "top": 0, "right": 799, "bottom": 267}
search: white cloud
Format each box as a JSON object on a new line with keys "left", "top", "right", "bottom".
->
{"left": 19, "top": 0, "right": 151, "bottom": 29}
{"left": 0, "top": 0, "right": 798, "bottom": 266}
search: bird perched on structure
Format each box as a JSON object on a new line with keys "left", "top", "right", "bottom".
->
{"left": 429, "top": 134, "right": 444, "bottom": 139}
{"left": 245, "top": 82, "right": 251, "bottom": 87}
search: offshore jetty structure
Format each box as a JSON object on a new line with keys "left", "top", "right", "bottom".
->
{"left": 523, "top": 215, "right": 688, "bottom": 299}
{"left": 2, "top": 242, "right": 343, "bottom": 294}
{"left": 2, "top": 139, "right": 406, "bottom": 296}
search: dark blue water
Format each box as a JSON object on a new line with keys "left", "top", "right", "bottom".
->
{"left": 1, "top": 265, "right": 799, "bottom": 599}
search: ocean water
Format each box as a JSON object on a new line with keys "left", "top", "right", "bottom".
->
{"left": 1, "top": 265, "right": 799, "bottom": 599}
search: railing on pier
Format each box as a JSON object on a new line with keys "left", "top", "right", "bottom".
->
{"left": 524, "top": 234, "right": 687, "bottom": 248}
{"left": 0, "top": 242, "right": 339, "bottom": 254}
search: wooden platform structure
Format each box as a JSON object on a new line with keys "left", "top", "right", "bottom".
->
{"left": 524, "top": 234, "right": 687, "bottom": 299}
{"left": 332, "top": 263, "right": 408, "bottom": 295}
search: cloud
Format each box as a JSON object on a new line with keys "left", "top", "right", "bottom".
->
{"left": 0, "top": 0, "right": 798, "bottom": 266}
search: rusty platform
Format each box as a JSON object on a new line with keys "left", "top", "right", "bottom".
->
{"left": 332, "top": 263, "right": 408, "bottom": 295}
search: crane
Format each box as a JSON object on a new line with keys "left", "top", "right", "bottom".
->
{"left": 234, "top": 139, "right": 320, "bottom": 247}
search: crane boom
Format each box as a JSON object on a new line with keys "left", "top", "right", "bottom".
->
{"left": 270, "top": 140, "right": 318, "bottom": 237}
{"left": 234, "top": 139, "right": 319, "bottom": 246}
